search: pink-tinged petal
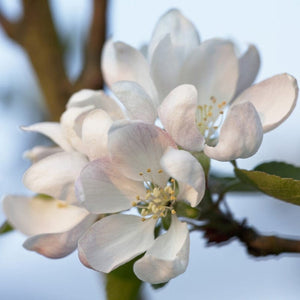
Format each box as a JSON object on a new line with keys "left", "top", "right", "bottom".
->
{"left": 112, "top": 81, "right": 157, "bottom": 123}
{"left": 21, "top": 122, "right": 73, "bottom": 152}
{"left": 101, "top": 40, "right": 158, "bottom": 102}
{"left": 181, "top": 39, "right": 239, "bottom": 105}
{"left": 150, "top": 35, "right": 181, "bottom": 101}
{"left": 23, "top": 214, "right": 97, "bottom": 258}
{"left": 158, "top": 84, "right": 204, "bottom": 151}
{"left": 81, "top": 109, "right": 113, "bottom": 160}
{"left": 108, "top": 122, "right": 176, "bottom": 183}
{"left": 2, "top": 195, "right": 89, "bottom": 236}
{"left": 24, "top": 146, "right": 62, "bottom": 164}
{"left": 233, "top": 74, "right": 298, "bottom": 132}
{"left": 204, "top": 102, "right": 263, "bottom": 161}
{"left": 160, "top": 148, "right": 205, "bottom": 207}
{"left": 76, "top": 158, "right": 145, "bottom": 214}
{"left": 134, "top": 215, "right": 189, "bottom": 284}
{"left": 148, "top": 9, "right": 200, "bottom": 62}
{"left": 67, "top": 89, "right": 124, "bottom": 120}
{"left": 23, "top": 152, "right": 88, "bottom": 202}
{"left": 234, "top": 44, "right": 260, "bottom": 97}
{"left": 78, "top": 214, "right": 156, "bottom": 273}
{"left": 60, "top": 106, "right": 92, "bottom": 153}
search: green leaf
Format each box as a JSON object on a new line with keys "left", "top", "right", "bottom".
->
{"left": 209, "top": 175, "right": 256, "bottom": 194}
{"left": 235, "top": 167, "right": 300, "bottom": 205}
{"left": 254, "top": 161, "right": 300, "bottom": 180}
{"left": 0, "top": 221, "right": 13, "bottom": 234}
{"left": 106, "top": 257, "right": 143, "bottom": 300}
{"left": 192, "top": 151, "right": 210, "bottom": 176}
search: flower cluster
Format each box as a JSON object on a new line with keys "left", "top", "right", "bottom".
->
{"left": 3, "top": 9, "right": 298, "bottom": 284}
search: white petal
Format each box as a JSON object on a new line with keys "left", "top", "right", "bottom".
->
{"left": 134, "top": 215, "right": 189, "bottom": 284}
{"left": 60, "top": 106, "right": 92, "bottom": 153}
{"left": 160, "top": 148, "right": 205, "bottom": 207}
{"left": 108, "top": 122, "right": 176, "bottom": 183}
{"left": 2, "top": 195, "right": 89, "bottom": 236}
{"left": 150, "top": 35, "right": 181, "bottom": 101}
{"left": 234, "top": 44, "right": 260, "bottom": 97}
{"left": 101, "top": 40, "right": 158, "bottom": 102}
{"left": 21, "top": 122, "right": 73, "bottom": 152}
{"left": 204, "top": 102, "right": 263, "bottom": 161}
{"left": 233, "top": 73, "right": 298, "bottom": 132}
{"left": 181, "top": 39, "right": 239, "bottom": 105}
{"left": 24, "top": 146, "right": 62, "bottom": 164}
{"left": 23, "top": 214, "right": 97, "bottom": 258}
{"left": 148, "top": 9, "right": 200, "bottom": 62}
{"left": 112, "top": 81, "right": 157, "bottom": 123}
{"left": 23, "top": 151, "right": 88, "bottom": 202}
{"left": 158, "top": 84, "right": 204, "bottom": 151}
{"left": 78, "top": 214, "right": 156, "bottom": 273}
{"left": 76, "top": 158, "right": 145, "bottom": 214}
{"left": 67, "top": 89, "right": 124, "bottom": 120}
{"left": 81, "top": 109, "right": 113, "bottom": 160}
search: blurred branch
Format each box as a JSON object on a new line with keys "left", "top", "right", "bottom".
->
{"left": 0, "top": 0, "right": 108, "bottom": 120}
{"left": 197, "top": 202, "right": 300, "bottom": 257}
{"left": 75, "top": 0, "right": 107, "bottom": 90}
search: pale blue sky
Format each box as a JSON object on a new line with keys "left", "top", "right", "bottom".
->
{"left": 1, "top": 0, "right": 300, "bottom": 299}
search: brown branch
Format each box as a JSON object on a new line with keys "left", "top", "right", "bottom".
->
{"left": 0, "top": 11, "right": 21, "bottom": 39}
{"left": 0, "top": 0, "right": 108, "bottom": 121}
{"left": 75, "top": 0, "right": 107, "bottom": 91}
{"left": 197, "top": 202, "right": 300, "bottom": 257}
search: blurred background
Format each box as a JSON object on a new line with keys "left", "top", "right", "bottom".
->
{"left": 1, "top": 0, "right": 300, "bottom": 299}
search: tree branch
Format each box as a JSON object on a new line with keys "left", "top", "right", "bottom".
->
{"left": 0, "top": 0, "right": 108, "bottom": 121}
{"left": 0, "top": 10, "right": 21, "bottom": 39}
{"left": 75, "top": 0, "right": 107, "bottom": 90}
{"left": 197, "top": 201, "right": 300, "bottom": 257}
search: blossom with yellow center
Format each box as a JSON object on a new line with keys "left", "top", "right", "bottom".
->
{"left": 76, "top": 122, "right": 205, "bottom": 284}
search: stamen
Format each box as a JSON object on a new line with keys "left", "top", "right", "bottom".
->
{"left": 146, "top": 168, "right": 151, "bottom": 173}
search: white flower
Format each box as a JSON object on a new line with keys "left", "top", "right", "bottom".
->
{"left": 102, "top": 9, "right": 298, "bottom": 161}
{"left": 158, "top": 73, "right": 298, "bottom": 161}
{"left": 3, "top": 89, "right": 124, "bottom": 258}
{"left": 76, "top": 122, "right": 205, "bottom": 283}
{"left": 101, "top": 9, "right": 261, "bottom": 125}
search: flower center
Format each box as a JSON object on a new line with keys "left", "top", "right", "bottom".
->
{"left": 132, "top": 169, "right": 177, "bottom": 221}
{"left": 196, "top": 96, "right": 227, "bottom": 143}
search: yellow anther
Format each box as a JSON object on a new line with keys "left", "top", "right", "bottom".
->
{"left": 222, "top": 101, "right": 227, "bottom": 106}
{"left": 198, "top": 122, "right": 202, "bottom": 126}
{"left": 213, "top": 126, "right": 218, "bottom": 129}
{"left": 136, "top": 195, "right": 140, "bottom": 200}
{"left": 158, "top": 169, "right": 163, "bottom": 173}
{"left": 208, "top": 111, "right": 213, "bottom": 117}
{"left": 132, "top": 201, "right": 137, "bottom": 206}
{"left": 141, "top": 217, "right": 146, "bottom": 222}
{"left": 171, "top": 209, "right": 176, "bottom": 215}
{"left": 139, "top": 172, "right": 143, "bottom": 176}
{"left": 57, "top": 201, "right": 68, "bottom": 208}
{"left": 219, "top": 111, "right": 224, "bottom": 115}
{"left": 152, "top": 215, "right": 158, "bottom": 220}
{"left": 210, "top": 96, "right": 217, "bottom": 103}
{"left": 170, "top": 179, "right": 175, "bottom": 183}
{"left": 204, "top": 117, "right": 207, "bottom": 121}
{"left": 146, "top": 168, "right": 151, "bottom": 173}
{"left": 170, "top": 196, "right": 176, "bottom": 201}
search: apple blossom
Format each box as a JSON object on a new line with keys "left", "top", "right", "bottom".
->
{"left": 77, "top": 122, "right": 205, "bottom": 283}
{"left": 102, "top": 9, "right": 298, "bottom": 161}
{"left": 3, "top": 89, "right": 124, "bottom": 258}
{"left": 101, "top": 9, "right": 260, "bottom": 124}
